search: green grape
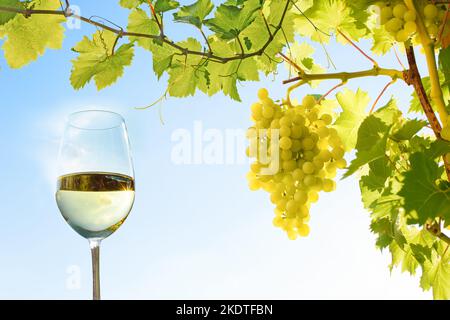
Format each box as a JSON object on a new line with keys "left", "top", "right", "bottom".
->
{"left": 311, "top": 177, "right": 323, "bottom": 191}
{"left": 380, "top": 6, "right": 393, "bottom": 23}
{"left": 291, "top": 139, "right": 302, "bottom": 152}
{"left": 320, "top": 113, "right": 333, "bottom": 125}
{"left": 293, "top": 114, "right": 306, "bottom": 126}
{"left": 283, "top": 160, "right": 297, "bottom": 172}
{"left": 297, "top": 205, "right": 309, "bottom": 218}
{"left": 297, "top": 224, "right": 310, "bottom": 237}
{"left": 281, "top": 149, "right": 293, "bottom": 160}
{"left": 273, "top": 216, "right": 284, "bottom": 228}
{"left": 262, "top": 105, "right": 274, "bottom": 119}
{"left": 404, "top": 10, "right": 416, "bottom": 22}
{"left": 303, "top": 150, "right": 315, "bottom": 161}
{"left": 331, "top": 147, "right": 345, "bottom": 160}
{"left": 313, "top": 158, "right": 324, "bottom": 170}
{"left": 314, "top": 119, "right": 326, "bottom": 128}
{"left": 287, "top": 229, "right": 298, "bottom": 240}
{"left": 404, "top": 21, "right": 417, "bottom": 34}
{"left": 294, "top": 190, "right": 308, "bottom": 204}
{"left": 317, "top": 126, "right": 329, "bottom": 138}
{"left": 258, "top": 88, "right": 269, "bottom": 100}
{"left": 286, "top": 200, "right": 297, "bottom": 213}
{"left": 250, "top": 162, "right": 261, "bottom": 173}
{"left": 385, "top": 17, "right": 403, "bottom": 32}
{"left": 270, "top": 119, "right": 280, "bottom": 129}
{"left": 335, "top": 158, "right": 347, "bottom": 169}
{"left": 325, "top": 162, "right": 337, "bottom": 175}
{"left": 292, "top": 168, "right": 304, "bottom": 181}
{"left": 393, "top": 4, "right": 407, "bottom": 19}
{"left": 317, "top": 138, "right": 329, "bottom": 150}
{"left": 279, "top": 136, "right": 292, "bottom": 150}
{"left": 323, "top": 179, "right": 336, "bottom": 192}
{"left": 282, "top": 174, "right": 294, "bottom": 184}
{"left": 302, "top": 162, "right": 315, "bottom": 175}
{"left": 251, "top": 103, "right": 263, "bottom": 120}
{"left": 277, "top": 199, "right": 287, "bottom": 211}
{"left": 328, "top": 134, "right": 342, "bottom": 148}
{"left": 302, "top": 95, "right": 316, "bottom": 109}
{"left": 248, "top": 179, "right": 261, "bottom": 191}
{"left": 307, "top": 109, "right": 319, "bottom": 122}
{"left": 303, "top": 176, "right": 316, "bottom": 188}
{"left": 396, "top": 29, "right": 410, "bottom": 42}
{"left": 318, "top": 149, "right": 332, "bottom": 162}
{"left": 302, "top": 137, "right": 315, "bottom": 150}
{"left": 291, "top": 125, "right": 303, "bottom": 139}
{"left": 270, "top": 192, "right": 282, "bottom": 204}
{"left": 317, "top": 169, "right": 326, "bottom": 179}
{"left": 280, "top": 125, "right": 291, "bottom": 137}
{"left": 279, "top": 116, "right": 292, "bottom": 126}
{"left": 424, "top": 4, "right": 438, "bottom": 20}
{"left": 308, "top": 191, "right": 319, "bottom": 203}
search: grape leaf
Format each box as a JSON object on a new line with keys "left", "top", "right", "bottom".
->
{"left": 334, "top": 88, "right": 370, "bottom": 151}
{"left": 204, "top": 0, "right": 261, "bottom": 39}
{"left": 119, "top": 0, "right": 144, "bottom": 9}
{"left": 0, "top": 0, "right": 65, "bottom": 68}
{"left": 127, "top": 8, "right": 159, "bottom": 49}
{"left": 195, "top": 37, "right": 253, "bottom": 101}
{"left": 240, "top": 0, "right": 294, "bottom": 73}
{"left": 344, "top": 100, "right": 399, "bottom": 178}
{"left": 398, "top": 152, "right": 450, "bottom": 225}
{"left": 167, "top": 37, "right": 203, "bottom": 97}
{"left": 149, "top": 42, "right": 178, "bottom": 78}
{"left": 283, "top": 42, "right": 324, "bottom": 88}
{"left": 370, "top": 27, "right": 394, "bottom": 55}
{"left": 390, "top": 119, "right": 427, "bottom": 141}
{"left": 154, "top": 0, "right": 180, "bottom": 12}
{"left": 426, "top": 139, "right": 450, "bottom": 159}
{"left": 389, "top": 223, "right": 434, "bottom": 276}
{"left": 70, "top": 31, "right": 134, "bottom": 90}
{"left": 0, "top": 0, "right": 20, "bottom": 25}
{"left": 293, "top": 0, "right": 368, "bottom": 44}
{"left": 126, "top": 8, "right": 175, "bottom": 78}
{"left": 420, "top": 243, "right": 450, "bottom": 300}
{"left": 173, "top": 0, "right": 214, "bottom": 28}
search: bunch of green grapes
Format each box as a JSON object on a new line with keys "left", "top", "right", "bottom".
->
{"left": 246, "top": 88, "right": 346, "bottom": 240}
{"left": 377, "top": 2, "right": 449, "bottom": 42}
{"left": 421, "top": 2, "right": 449, "bottom": 39}
{"left": 377, "top": 2, "right": 418, "bottom": 43}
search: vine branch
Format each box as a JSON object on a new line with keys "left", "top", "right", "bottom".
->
{"left": 404, "top": 45, "right": 450, "bottom": 180}
{"left": 0, "top": 0, "right": 290, "bottom": 64}
{"left": 426, "top": 221, "right": 450, "bottom": 246}
{"left": 283, "top": 66, "right": 404, "bottom": 85}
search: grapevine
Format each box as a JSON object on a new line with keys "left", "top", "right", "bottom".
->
{"left": 1, "top": 0, "right": 450, "bottom": 299}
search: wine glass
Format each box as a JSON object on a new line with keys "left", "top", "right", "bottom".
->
{"left": 55, "top": 110, "right": 135, "bottom": 300}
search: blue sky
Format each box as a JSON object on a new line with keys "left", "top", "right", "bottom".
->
{"left": 0, "top": 1, "right": 432, "bottom": 299}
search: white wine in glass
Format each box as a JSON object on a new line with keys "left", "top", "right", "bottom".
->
{"left": 56, "top": 110, "right": 135, "bottom": 300}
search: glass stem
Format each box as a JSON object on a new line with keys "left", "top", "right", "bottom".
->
{"left": 89, "top": 239, "right": 101, "bottom": 300}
